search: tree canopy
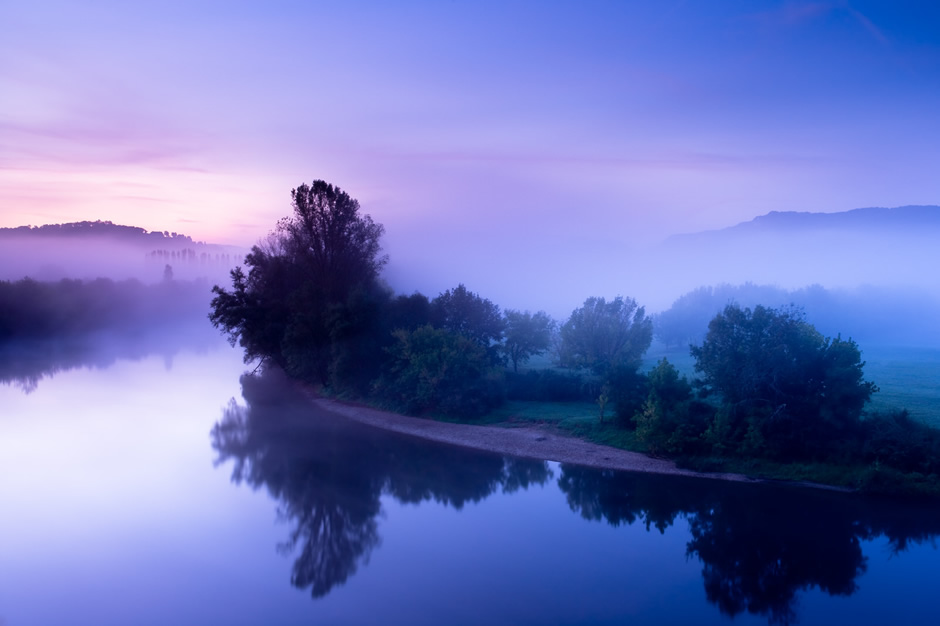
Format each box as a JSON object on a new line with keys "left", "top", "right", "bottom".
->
{"left": 502, "top": 309, "right": 555, "bottom": 372}
{"left": 209, "top": 180, "right": 388, "bottom": 386}
{"left": 430, "top": 284, "right": 504, "bottom": 360}
{"left": 691, "top": 304, "right": 878, "bottom": 458}
{"left": 281, "top": 181, "right": 387, "bottom": 299}
{"left": 558, "top": 296, "right": 652, "bottom": 377}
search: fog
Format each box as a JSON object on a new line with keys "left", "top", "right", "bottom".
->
{"left": 3, "top": 206, "right": 939, "bottom": 367}
{"left": 0, "top": 275, "right": 222, "bottom": 393}
{"left": 0, "top": 226, "right": 246, "bottom": 285}
{"left": 655, "top": 282, "right": 940, "bottom": 350}
{"left": 0, "top": 324, "right": 224, "bottom": 394}
{"left": 381, "top": 206, "right": 940, "bottom": 325}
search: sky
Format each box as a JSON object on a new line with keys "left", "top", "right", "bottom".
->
{"left": 2, "top": 0, "right": 940, "bottom": 313}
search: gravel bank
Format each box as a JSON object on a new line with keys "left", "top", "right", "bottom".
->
{"left": 307, "top": 393, "right": 763, "bottom": 484}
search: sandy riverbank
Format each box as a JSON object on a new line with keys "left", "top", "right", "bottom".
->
{"left": 306, "top": 393, "right": 765, "bottom": 484}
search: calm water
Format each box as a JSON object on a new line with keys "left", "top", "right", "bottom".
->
{"left": 2, "top": 333, "right": 940, "bottom": 625}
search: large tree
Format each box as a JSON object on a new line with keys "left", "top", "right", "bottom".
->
{"left": 209, "top": 180, "right": 387, "bottom": 386}
{"left": 691, "top": 304, "right": 878, "bottom": 458}
{"left": 279, "top": 181, "right": 387, "bottom": 299}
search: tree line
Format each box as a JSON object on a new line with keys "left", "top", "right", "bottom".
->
{"left": 210, "top": 180, "right": 940, "bottom": 494}
{"left": 654, "top": 282, "right": 940, "bottom": 348}
{"left": 0, "top": 276, "right": 212, "bottom": 342}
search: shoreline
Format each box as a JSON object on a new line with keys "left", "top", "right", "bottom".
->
{"left": 304, "top": 390, "right": 802, "bottom": 487}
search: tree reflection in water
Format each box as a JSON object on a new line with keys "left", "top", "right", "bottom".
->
{"left": 0, "top": 324, "right": 218, "bottom": 393}
{"left": 558, "top": 465, "right": 940, "bottom": 625}
{"left": 211, "top": 367, "right": 552, "bottom": 598}
{"left": 212, "top": 367, "right": 940, "bottom": 621}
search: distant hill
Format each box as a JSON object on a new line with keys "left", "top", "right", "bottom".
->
{"left": 666, "top": 205, "right": 940, "bottom": 244}
{"left": 0, "top": 219, "right": 233, "bottom": 250}
{"left": 627, "top": 205, "right": 940, "bottom": 311}
{"left": 0, "top": 220, "right": 247, "bottom": 283}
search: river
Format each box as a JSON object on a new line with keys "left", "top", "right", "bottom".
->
{"left": 2, "top": 332, "right": 939, "bottom": 625}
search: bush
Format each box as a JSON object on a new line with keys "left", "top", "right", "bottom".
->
{"left": 633, "top": 359, "right": 709, "bottom": 454}
{"left": 505, "top": 369, "right": 589, "bottom": 402}
{"left": 374, "top": 325, "right": 504, "bottom": 418}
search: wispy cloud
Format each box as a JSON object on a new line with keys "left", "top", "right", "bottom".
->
{"left": 746, "top": 1, "right": 889, "bottom": 47}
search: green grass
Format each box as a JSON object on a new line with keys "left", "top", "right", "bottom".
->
{"left": 643, "top": 343, "right": 940, "bottom": 428}
{"left": 860, "top": 346, "right": 940, "bottom": 426}
{"left": 477, "top": 400, "right": 600, "bottom": 428}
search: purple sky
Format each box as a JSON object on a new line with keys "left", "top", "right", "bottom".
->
{"left": 3, "top": 1, "right": 940, "bottom": 312}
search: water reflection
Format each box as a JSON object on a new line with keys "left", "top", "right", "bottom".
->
{"left": 211, "top": 368, "right": 551, "bottom": 598}
{"left": 558, "top": 466, "right": 940, "bottom": 624}
{"left": 212, "top": 367, "right": 940, "bottom": 623}
{"left": 0, "top": 322, "right": 220, "bottom": 393}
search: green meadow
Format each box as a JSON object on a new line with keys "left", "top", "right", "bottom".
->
{"left": 489, "top": 343, "right": 940, "bottom": 435}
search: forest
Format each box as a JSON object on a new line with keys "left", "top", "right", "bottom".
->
{"left": 208, "top": 180, "right": 940, "bottom": 496}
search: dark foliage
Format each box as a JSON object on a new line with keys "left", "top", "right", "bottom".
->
{"left": 692, "top": 304, "right": 877, "bottom": 459}
{"left": 505, "top": 369, "right": 590, "bottom": 402}
{"left": 430, "top": 284, "right": 505, "bottom": 363}
{"left": 633, "top": 359, "right": 710, "bottom": 453}
{"left": 386, "top": 292, "right": 432, "bottom": 332}
{"left": 608, "top": 363, "right": 649, "bottom": 426}
{"left": 209, "top": 180, "right": 388, "bottom": 387}
{"left": 0, "top": 276, "right": 211, "bottom": 342}
{"left": 374, "top": 325, "right": 504, "bottom": 418}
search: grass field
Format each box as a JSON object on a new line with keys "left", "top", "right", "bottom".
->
{"left": 860, "top": 346, "right": 940, "bottom": 426}
{"left": 508, "top": 342, "right": 940, "bottom": 429}
{"left": 644, "top": 342, "right": 940, "bottom": 427}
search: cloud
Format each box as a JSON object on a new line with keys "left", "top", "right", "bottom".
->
{"left": 846, "top": 7, "right": 889, "bottom": 46}
{"left": 746, "top": 1, "right": 889, "bottom": 47}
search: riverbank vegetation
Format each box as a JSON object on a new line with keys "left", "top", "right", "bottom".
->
{"left": 210, "top": 179, "right": 940, "bottom": 496}
{"left": 0, "top": 275, "right": 212, "bottom": 341}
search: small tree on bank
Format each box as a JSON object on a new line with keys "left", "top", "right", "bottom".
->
{"left": 503, "top": 309, "right": 555, "bottom": 372}
{"left": 558, "top": 296, "right": 653, "bottom": 422}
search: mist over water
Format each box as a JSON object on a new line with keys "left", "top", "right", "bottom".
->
{"left": 0, "top": 322, "right": 224, "bottom": 393}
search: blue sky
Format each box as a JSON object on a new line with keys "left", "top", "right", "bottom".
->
{"left": 2, "top": 0, "right": 939, "bottom": 311}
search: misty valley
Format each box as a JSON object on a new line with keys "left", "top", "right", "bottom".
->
{"left": 3, "top": 201, "right": 940, "bottom": 625}
{"left": 8, "top": 2, "right": 940, "bottom": 623}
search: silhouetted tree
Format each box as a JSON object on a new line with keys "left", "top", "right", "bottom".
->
{"left": 209, "top": 180, "right": 388, "bottom": 386}
{"left": 430, "top": 284, "right": 504, "bottom": 360}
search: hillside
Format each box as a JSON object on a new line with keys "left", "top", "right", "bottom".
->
{"left": 0, "top": 220, "right": 247, "bottom": 283}
{"left": 666, "top": 205, "right": 940, "bottom": 243}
